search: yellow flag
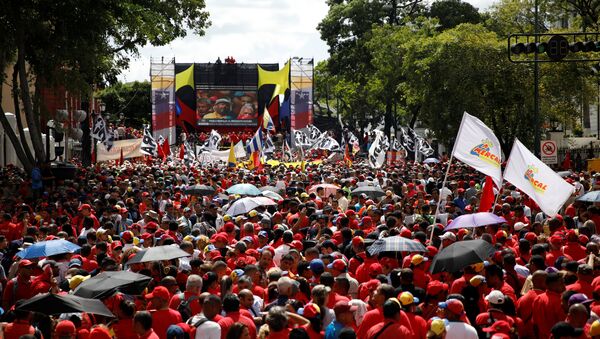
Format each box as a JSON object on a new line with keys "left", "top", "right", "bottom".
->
{"left": 228, "top": 142, "right": 236, "bottom": 167}
{"left": 258, "top": 61, "right": 290, "bottom": 101}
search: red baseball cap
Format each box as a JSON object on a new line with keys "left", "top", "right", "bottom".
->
{"left": 19, "top": 260, "right": 36, "bottom": 269}
{"left": 211, "top": 233, "right": 228, "bottom": 244}
{"left": 302, "top": 303, "right": 321, "bottom": 318}
{"left": 443, "top": 299, "right": 464, "bottom": 315}
{"left": 89, "top": 326, "right": 112, "bottom": 339}
{"left": 482, "top": 320, "right": 512, "bottom": 334}
{"left": 78, "top": 204, "right": 91, "bottom": 211}
{"left": 223, "top": 222, "right": 235, "bottom": 232}
{"left": 351, "top": 236, "right": 364, "bottom": 246}
{"left": 427, "top": 281, "right": 448, "bottom": 296}
{"left": 55, "top": 320, "right": 76, "bottom": 336}
{"left": 145, "top": 286, "right": 170, "bottom": 301}
{"left": 327, "top": 259, "right": 347, "bottom": 272}
{"left": 333, "top": 300, "right": 358, "bottom": 315}
{"left": 145, "top": 222, "right": 158, "bottom": 231}
{"left": 525, "top": 232, "right": 537, "bottom": 242}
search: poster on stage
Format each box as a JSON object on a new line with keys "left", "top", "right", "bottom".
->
{"left": 96, "top": 139, "right": 143, "bottom": 162}
{"left": 196, "top": 89, "right": 258, "bottom": 127}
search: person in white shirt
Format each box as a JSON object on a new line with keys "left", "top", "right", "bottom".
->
{"left": 188, "top": 294, "right": 222, "bottom": 339}
{"left": 443, "top": 299, "right": 478, "bottom": 339}
{"left": 336, "top": 189, "right": 349, "bottom": 212}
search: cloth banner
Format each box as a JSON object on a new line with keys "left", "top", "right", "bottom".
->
{"left": 91, "top": 115, "right": 114, "bottom": 151}
{"left": 97, "top": 138, "right": 143, "bottom": 162}
{"left": 207, "top": 130, "right": 222, "bottom": 150}
{"left": 234, "top": 141, "right": 247, "bottom": 158}
{"left": 452, "top": 112, "right": 503, "bottom": 188}
{"left": 292, "top": 129, "right": 311, "bottom": 148}
{"left": 503, "top": 138, "right": 575, "bottom": 216}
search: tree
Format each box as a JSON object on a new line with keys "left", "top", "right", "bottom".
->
{"left": 428, "top": 0, "right": 482, "bottom": 30}
{"left": 97, "top": 81, "right": 152, "bottom": 129}
{"left": 0, "top": 0, "right": 210, "bottom": 172}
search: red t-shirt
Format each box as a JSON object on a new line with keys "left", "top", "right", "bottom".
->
{"left": 357, "top": 307, "right": 413, "bottom": 338}
{"left": 533, "top": 291, "right": 566, "bottom": 339}
{"left": 3, "top": 276, "right": 33, "bottom": 308}
{"left": 3, "top": 320, "right": 35, "bottom": 338}
{"left": 217, "top": 311, "right": 257, "bottom": 339}
{"left": 326, "top": 292, "right": 350, "bottom": 309}
{"left": 151, "top": 308, "right": 182, "bottom": 339}
{"left": 301, "top": 324, "right": 324, "bottom": 339}
{"left": 517, "top": 288, "right": 544, "bottom": 339}
{"left": 169, "top": 292, "right": 202, "bottom": 317}
{"left": 366, "top": 320, "right": 412, "bottom": 338}
{"left": 112, "top": 318, "right": 137, "bottom": 339}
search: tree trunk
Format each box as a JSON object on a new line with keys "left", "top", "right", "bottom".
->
{"left": 0, "top": 105, "right": 34, "bottom": 173}
{"left": 16, "top": 33, "right": 45, "bottom": 164}
{"left": 384, "top": 98, "right": 392, "bottom": 138}
{"left": 11, "top": 64, "right": 35, "bottom": 165}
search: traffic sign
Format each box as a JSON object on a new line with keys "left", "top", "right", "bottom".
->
{"left": 540, "top": 140, "right": 558, "bottom": 164}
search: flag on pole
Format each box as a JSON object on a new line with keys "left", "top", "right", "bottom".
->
{"left": 368, "top": 131, "right": 387, "bottom": 169}
{"left": 162, "top": 137, "right": 171, "bottom": 160}
{"left": 246, "top": 128, "right": 264, "bottom": 154}
{"left": 179, "top": 143, "right": 185, "bottom": 160}
{"left": 452, "top": 112, "right": 503, "bottom": 188}
{"left": 140, "top": 125, "right": 158, "bottom": 156}
{"left": 234, "top": 140, "right": 247, "bottom": 158}
{"left": 207, "top": 130, "right": 221, "bottom": 150}
{"left": 348, "top": 132, "right": 360, "bottom": 154}
{"left": 503, "top": 138, "right": 575, "bottom": 216}
{"left": 262, "top": 108, "right": 275, "bottom": 131}
{"left": 344, "top": 144, "right": 352, "bottom": 167}
{"left": 118, "top": 147, "right": 124, "bottom": 166}
{"left": 478, "top": 176, "right": 495, "bottom": 212}
{"left": 228, "top": 142, "right": 236, "bottom": 167}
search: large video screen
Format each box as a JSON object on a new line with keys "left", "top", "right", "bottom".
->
{"left": 196, "top": 89, "right": 258, "bottom": 127}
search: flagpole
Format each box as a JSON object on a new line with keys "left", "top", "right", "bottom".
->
{"left": 430, "top": 112, "right": 468, "bottom": 243}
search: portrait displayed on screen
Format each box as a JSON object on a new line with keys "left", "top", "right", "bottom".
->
{"left": 196, "top": 90, "right": 258, "bottom": 126}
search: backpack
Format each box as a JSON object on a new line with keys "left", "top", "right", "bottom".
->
{"left": 186, "top": 315, "right": 209, "bottom": 339}
{"left": 177, "top": 293, "right": 199, "bottom": 322}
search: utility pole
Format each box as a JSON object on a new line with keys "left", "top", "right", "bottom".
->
{"left": 533, "top": 0, "right": 540, "bottom": 157}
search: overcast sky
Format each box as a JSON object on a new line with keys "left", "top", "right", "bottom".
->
{"left": 119, "top": 0, "right": 497, "bottom": 82}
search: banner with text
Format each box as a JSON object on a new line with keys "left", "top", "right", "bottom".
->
{"left": 97, "top": 138, "right": 143, "bottom": 162}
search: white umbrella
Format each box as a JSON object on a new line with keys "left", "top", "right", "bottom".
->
{"left": 226, "top": 197, "right": 277, "bottom": 216}
{"left": 262, "top": 190, "right": 283, "bottom": 201}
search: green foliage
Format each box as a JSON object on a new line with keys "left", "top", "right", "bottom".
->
{"left": 429, "top": 0, "right": 482, "bottom": 30}
{"left": 97, "top": 81, "right": 151, "bottom": 129}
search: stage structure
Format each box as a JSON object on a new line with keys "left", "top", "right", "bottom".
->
{"left": 151, "top": 58, "right": 314, "bottom": 136}
{"left": 150, "top": 58, "right": 176, "bottom": 144}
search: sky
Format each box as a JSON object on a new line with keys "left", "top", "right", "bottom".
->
{"left": 119, "top": 0, "right": 497, "bottom": 82}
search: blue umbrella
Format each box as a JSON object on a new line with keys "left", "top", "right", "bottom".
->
{"left": 445, "top": 212, "right": 506, "bottom": 230}
{"left": 577, "top": 190, "right": 600, "bottom": 203}
{"left": 226, "top": 183, "right": 261, "bottom": 196}
{"left": 16, "top": 239, "right": 80, "bottom": 259}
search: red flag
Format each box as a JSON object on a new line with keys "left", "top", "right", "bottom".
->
{"left": 561, "top": 150, "right": 572, "bottom": 170}
{"left": 179, "top": 143, "right": 185, "bottom": 160}
{"left": 162, "top": 137, "right": 171, "bottom": 159}
{"left": 250, "top": 151, "right": 261, "bottom": 170}
{"left": 479, "top": 176, "right": 495, "bottom": 212}
{"left": 118, "top": 147, "right": 124, "bottom": 166}
{"left": 146, "top": 155, "right": 153, "bottom": 166}
{"left": 344, "top": 144, "right": 352, "bottom": 167}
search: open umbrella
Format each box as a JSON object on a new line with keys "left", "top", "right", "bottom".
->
{"left": 259, "top": 185, "right": 280, "bottom": 193}
{"left": 308, "top": 184, "right": 339, "bottom": 197}
{"left": 423, "top": 158, "right": 440, "bottom": 164}
{"left": 127, "top": 245, "right": 190, "bottom": 264}
{"left": 429, "top": 239, "right": 495, "bottom": 274}
{"left": 577, "top": 191, "right": 600, "bottom": 203}
{"left": 226, "top": 183, "right": 261, "bottom": 196}
{"left": 16, "top": 239, "right": 80, "bottom": 259}
{"left": 185, "top": 184, "right": 215, "bottom": 196}
{"left": 17, "top": 293, "right": 114, "bottom": 317}
{"left": 368, "top": 236, "right": 427, "bottom": 255}
{"left": 262, "top": 190, "right": 283, "bottom": 201}
{"left": 351, "top": 186, "right": 386, "bottom": 199}
{"left": 226, "top": 197, "right": 277, "bottom": 216}
{"left": 445, "top": 212, "right": 506, "bottom": 230}
{"left": 73, "top": 271, "right": 152, "bottom": 299}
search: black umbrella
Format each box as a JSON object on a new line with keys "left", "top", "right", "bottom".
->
{"left": 185, "top": 184, "right": 215, "bottom": 196}
{"left": 351, "top": 186, "right": 386, "bottom": 199}
{"left": 73, "top": 271, "right": 152, "bottom": 299}
{"left": 127, "top": 245, "right": 190, "bottom": 264}
{"left": 429, "top": 239, "right": 495, "bottom": 274}
{"left": 17, "top": 293, "right": 114, "bottom": 317}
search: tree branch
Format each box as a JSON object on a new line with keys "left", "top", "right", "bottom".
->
{"left": 11, "top": 63, "right": 35, "bottom": 165}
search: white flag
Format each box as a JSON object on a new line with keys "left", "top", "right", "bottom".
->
{"left": 207, "top": 130, "right": 221, "bottom": 150}
{"left": 140, "top": 126, "right": 158, "bottom": 156}
{"left": 264, "top": 134, "right": 275, "bottom": 154}
{"left": 234, "top": 140, "right": 246, "bottom": 158}
{"left": 503, "top": 138, "right": 574, "bottom": 216}
{"left": 368, "top": 131, "right": 386, "bottom": 168}
{"left": 452, "top": 112, "right": 503, "bottom": 188}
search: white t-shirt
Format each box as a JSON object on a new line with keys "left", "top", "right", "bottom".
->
{"left": 189, "top": 314, "right": 221, "bottom": 339}
{"left": 445, "top": 322, "right": 478, "bottom": 339}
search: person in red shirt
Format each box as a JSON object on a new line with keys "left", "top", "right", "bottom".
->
{"left": 2, "top": 260, "right": 35, "bottom": 310}
{"left": 54, "top": 319, "right": 77, "bottom": 338}
{"left": 2, "top": 305, "right": 37, "bottom": 338}
{"left": 169, "top": 274, "right": 203, "bottom": 320}
{"left": 217, "top": 294, "right": 257, "bottom": 339}
{"left": 356, "top": 284, "right": 413, "bottom": 338}
{"left": 265, "top": 306, "right": 292, "bottom": 339}
{"left": 563, "top": 230, "right": 587, "bottom": 261}
{"left": 366, "top": 299, "right": 412, "bottom": 338}
{"left": 145, "top": 286, "right": 182, "bottom": 339}
{"left": 133, "top": 311, "right": 161, "bottom": 339}
{"left": 112, "top": 299, "right": 138, "bottom": 339}
{"left": 398, "top": 292, "right": 427, "bottom": 339}
{"left": 410, "top": 254, "right": 431, "bottom": 290}
{"left": 0, "top": 213, "right": 16, "bottom": 241}
{"left": 517, "top": 270, "right": 547, "bottom": 339}
{"left": 566, "top": 264, "right": 595, "bottom": 297}
{"left": 533, "top": 272, "right": 567, "bottom": 339}
{"left": 300, "top": 303, "right": 325, "bottom": 339}
{"left": 485, "top": 264, "right": 517, "bottom": 303}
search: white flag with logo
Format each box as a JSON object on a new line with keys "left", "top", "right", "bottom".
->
{"left": 503, "top": 138, "right": 574, "bottom": 216}
{"left": 368, "top": 130, "right": 386, "bottom": 168}
{"left": 452, "top": 112, "right": 503, "bottom": 188}
{"left": 207, "top": 130, "right": 221, "bottom": 150}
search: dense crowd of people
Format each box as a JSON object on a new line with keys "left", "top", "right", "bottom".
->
{"left": 0, "top": 152, "right": 599, "bottom": 339}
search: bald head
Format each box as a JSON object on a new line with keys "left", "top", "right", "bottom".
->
{"left": 238, "top": 288, "right": 254, "bottom": 308}
{"left": 531, "top": 270, "right": 548, "bottom": 290}
{"left": 567, "top": 303, "right": 589, "bottom": 328}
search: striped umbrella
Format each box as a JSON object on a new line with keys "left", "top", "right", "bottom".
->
{"left": 368, "top": 236, "right": 427, "bottom": 255}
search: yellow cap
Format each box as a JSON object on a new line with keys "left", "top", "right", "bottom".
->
{"left": 411, "top": 254, "right": 427, "bottom": 266}
{"left": 248, "top": 210, "right": 258, "bottom": 217}
{"left": 223, "top": 215, "right": 232, "bottom": 222}
{"left": 430, "top": 319, "right": 446, "bottom": 335}
{"left": 183, "top": 235, "right": 195, "bottom": 243}
{"left": 471, "top": 262, "right": 485, "bottom": 273}
{"left": 469, "top": 275, "right": 486, "bottom": 287}
{"left": 69, "top": 275, "right": 90, "bottom": 290}
{"left": 300, "top": 192, "right": 309, "bottom": 198}
{"left": 590, "top": 320, "right": 600, "bottom": 336}
{"left": 399, "top": 291, "right": 419, "bottom": 306}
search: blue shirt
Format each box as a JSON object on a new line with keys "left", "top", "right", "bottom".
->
{"left": 325, "top": 320, "right": 345, "bottom": 339}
